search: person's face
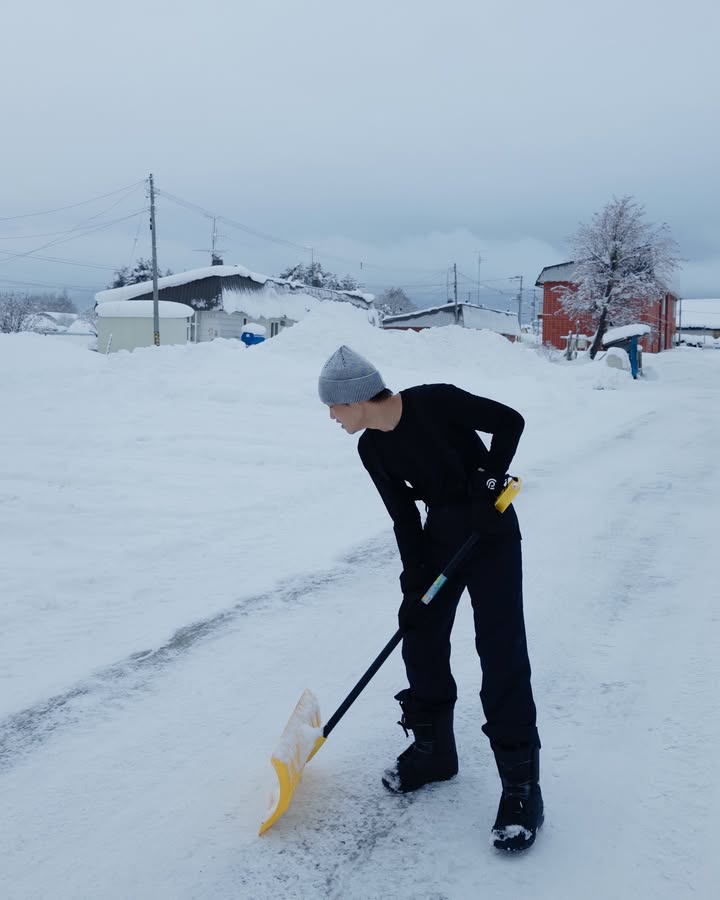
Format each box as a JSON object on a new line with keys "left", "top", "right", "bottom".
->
{"left": 328, "top": 402, "right": 366, "bottom": 434}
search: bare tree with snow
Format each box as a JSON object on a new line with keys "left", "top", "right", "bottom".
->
{"left": 375, "top": 286, "right": 415, "bottom": 317}
{"left": 556, "top": 195, "right": 681, "bottom": 358}
{"left": 0, "top": 292, "right": 38, "bottom": 333}
{"left": 110, "top": 258, "right": 173, "bottom": 289}
{"left": 278, "top": 262, "right": 359, "bottom": 291}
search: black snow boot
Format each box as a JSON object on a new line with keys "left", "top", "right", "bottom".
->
{"left": 382, "top": 689, "right": 458, "bottom": 793}
{"left": 491, "top": 744, "right": 544, "bottom": 851}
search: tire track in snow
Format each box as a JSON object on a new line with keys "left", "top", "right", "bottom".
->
{"left": 0, "top": 536, "right": 396, "bottom": 771}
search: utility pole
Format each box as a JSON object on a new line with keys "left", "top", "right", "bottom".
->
{"left": 477, "top": 251, "right": 482, "bottom": 304}
{"left": 453, "top": 263, "right": 459, "bottom": 323}
{"left": 148, "top": 173, "right": 160, "bottom": 346}
{"left": 677, "top": 296, "right": 682, "bottom": 346}
{"left": 516, "top": 275, "right": 524, "bottom": 329}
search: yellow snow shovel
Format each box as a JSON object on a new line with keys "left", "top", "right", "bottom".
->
{"left": 258, "top": 477, "right": 522, "bottom": 835}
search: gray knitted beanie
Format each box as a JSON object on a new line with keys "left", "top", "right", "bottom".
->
{"left": 318, "top": 345, "right": 386, "bottom": 405}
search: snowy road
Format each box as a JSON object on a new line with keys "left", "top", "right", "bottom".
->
{"left": 2, "top": 331, "right": 719, "bottom": 899}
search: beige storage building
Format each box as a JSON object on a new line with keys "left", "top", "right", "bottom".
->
{"left": 96, "top": 300, "right": 194, "bottom": 353}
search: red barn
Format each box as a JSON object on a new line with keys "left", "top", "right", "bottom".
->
{"left": 535, "top": 262, "right": 678, "bottom": 353}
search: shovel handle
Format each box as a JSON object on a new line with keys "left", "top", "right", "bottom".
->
{"left": 322, "top": 532, "right": 480, "bottom": 739}
{"left": 321, "top": 478, "right": 523, "bottom": 739}
{"left": 322, "top": 629, "right": 404, "bottom": 738}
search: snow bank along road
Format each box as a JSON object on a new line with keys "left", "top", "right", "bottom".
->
{"left": 1, "top": 350, "right": 719, "bottom": 899}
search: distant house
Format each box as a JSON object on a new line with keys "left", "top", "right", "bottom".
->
{"left": 535, "top": 261, "right": 677, "bottom": 353}
{"left": 382, "top": 302, "right": 520, "bottom": 340}
{"left": 95, "top": 263, "right": 375, "bottom": 343}
{"left": 677, "top": 298, "right": 720, "bottom": 346}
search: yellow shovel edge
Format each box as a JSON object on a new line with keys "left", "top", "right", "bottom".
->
{"left": 258, "top": 689, "right": 325, "bottom": 835}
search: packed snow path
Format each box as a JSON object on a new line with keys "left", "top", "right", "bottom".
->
{"left": 1, "top": 330, "right": 718, "bottom": 899}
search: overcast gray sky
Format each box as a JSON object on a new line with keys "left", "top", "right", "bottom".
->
{"left": 2, "top": 0, "right": 718, "bottom": 309}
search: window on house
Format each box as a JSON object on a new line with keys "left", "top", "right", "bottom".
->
{"left": 270, "top": 322, "right": 279, "bottom": 337}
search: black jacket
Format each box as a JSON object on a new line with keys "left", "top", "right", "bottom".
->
{"left": 358, "top": 384, "right": 524, "bottom": 576}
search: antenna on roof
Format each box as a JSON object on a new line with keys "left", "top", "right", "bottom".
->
{"left": 193, "top": 217, "right": 227, "bottom": 265}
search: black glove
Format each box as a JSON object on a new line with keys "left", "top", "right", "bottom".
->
{"left": 471, "top": 469, "right": 507, "bottom": 532}
{"left": 398, "top": 564, "right": 432, "bottom": 631}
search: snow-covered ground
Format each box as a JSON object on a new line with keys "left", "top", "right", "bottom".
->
{"left": 1, "top": 305, "right": 718, "bottom": 899}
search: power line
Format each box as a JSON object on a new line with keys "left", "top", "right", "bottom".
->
{"left": 0, "top": 185, "right": 145, "bottom": 245}
{"left": 126, "top": 209, "right": 146, "bottom": 270}
{"left": 155, "top": 189, "right": 310, "bottom": 253}
{"left": 0, "top": 209, "right": 149, "bottom": 266}
{"left": 0, "top": 180, "right": 145, "bottom": 222}
{"left": 311, "top": 251, "right": 447, "bottom": 275}
{"left": 456, "top": 269, "right": 527, "bottom": 297}
{"left": 374, "top": 282, "right": 448, "bottom": 291}
{"left": 154, "top": 185, "right": 444, "bottom": 275}
{"left": 0, "top": 249, "right": 117, "bottom": 270}
{"left": 0, "top": 225, "right": 115, "bottom": 241}
{"left": 0, "top": 276, "right": 98, "bottom": 293}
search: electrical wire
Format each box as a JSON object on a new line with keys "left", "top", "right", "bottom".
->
{"left": 0, "top": 276, "right": 98, "bottom": 293}
{"left": 0, "top": 249, "right": 116, "bottom": 270}
{"left": 0, "top": 209, "right": 149, "bottom": 266}
{"left": 0, "top": 181, "right": 146, "bottom": 222}
{"left": 155, "top": 186, "right": 446, "bottom": 275}
{"left": 155, "top": 189, "right": 310, "bottom": 253}
{"left": 126, "top": 208, "right": 145, "bottom": 269}
{"left": 1, "top": 178, "right": 530, "bottom": 299}
{"left": 0, "top": 184, "right": 145, "bottom": 244}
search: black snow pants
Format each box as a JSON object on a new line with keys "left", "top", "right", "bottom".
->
{"left": 401, "top": 503, "right": 540, "bottom": 748}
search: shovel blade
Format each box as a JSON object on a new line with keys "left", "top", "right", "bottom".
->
{"left": 259, "top": 688, "right": 325, "bottom": 835}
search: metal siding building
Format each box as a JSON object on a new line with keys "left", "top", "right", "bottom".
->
{"left": 95, "top": 265, "right": 374, "bottom": 343}
{"left": 382, "top": 302, "right": 520, "bottom": 339}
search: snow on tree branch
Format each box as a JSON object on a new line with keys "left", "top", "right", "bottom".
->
{"left": 556, "top": 195, "right": 681, "bottom": 358}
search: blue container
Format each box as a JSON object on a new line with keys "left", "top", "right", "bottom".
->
{"left": 240, "top": 331, "right": 266, "bottom": 347}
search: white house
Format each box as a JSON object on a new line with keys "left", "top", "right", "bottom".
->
{"left": 95, "top": 264, "right": 375, "bottom": 344}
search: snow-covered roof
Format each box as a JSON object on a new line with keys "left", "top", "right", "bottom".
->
{"left": 338, "top": 289, "right": 375, "bottom": 304}
{"left": 383, "top": 302, "right": 520, "bottom": 336}
{"left": 95, "top": 264, "right": 374, "bottom": 308}
{"left": 384, "top": 302, "right": 515, "bottom": 322}
{"left": 221, "top": 287, "right": 321, "bottom": 320}
{"left": 95, "top": 265, "right": 269, "bottom": 303}
{"left": 603, "top": 323, "right": 651, "bottom": 344}
{"left": 535, "top": 262, "right": 576, "bottom": 286}
{"left": 96, "top": 300, "right": 194, "bottom": 319}
{"left": 678, "top": 298, "right": 720, "bottom": 329}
